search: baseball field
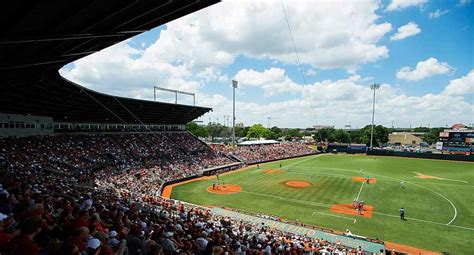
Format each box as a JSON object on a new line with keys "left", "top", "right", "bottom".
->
{"left": 167, "top": 154, "right": 474, "bottom": 253}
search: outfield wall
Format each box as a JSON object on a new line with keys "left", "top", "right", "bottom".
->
{"left": 367, "top": 150, "right": 474, "bottom": 162}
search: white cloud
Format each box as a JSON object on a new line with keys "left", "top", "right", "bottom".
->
{"left": 459, "top": 0, "right": 472, "bottom": 6}
{"left": 385, "top": 0, "right": 428, "bottom": 11}
{"left": 59, "top": 40, "right": 204, "bottom": 106}
{"left": 429, "top": 9, "right": 449, "bottom": 19}
{"left": 396, "top": 58, "right": 453, "bottom": 81}
{"left": 390, "top": 22, "right": 421, "bottom": 41}
{"left": 196, "top": 67, "right": 228, "bottom": 83}
{"left": 60, "top": 43, "right": 473, "bottom": 127}
{"left": 62, "top": 0, "right": 393, "bottom": 91}
{"left": 305, "top": 68, "right": 317, "bottom": 76}
{"left": 147, "top": 0, "right": 391, "bottom": 71}
{"left": 58, "top": 1, "right": 473, "bottom": 128}
{"left": 234, "top": 68, "right": 302, "bottom": 96}
{"left": 442, "top": 70, "right": 474, "bottom": 96}
{"left": 198, "top": 72, "right": 473, "bottom": 128}
{"left": 61, "top": 0, "right": 395, "bottom": 96}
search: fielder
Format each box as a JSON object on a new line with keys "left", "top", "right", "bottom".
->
{"left": 400, "top": 207, "right": 406, "bottom": 220}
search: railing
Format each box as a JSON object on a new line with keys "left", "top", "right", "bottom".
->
{"left": 153, "top": 195, "right": 384, "bottom": 253}
{"left": 215, "top": 206, "right": 384, "bottom": 245}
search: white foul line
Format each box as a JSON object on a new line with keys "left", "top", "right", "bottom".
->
{"left": 285, "top": 155, "right": 321, "bottom": 168}
{"left": 316, "top": 167, "right": 459, "bottom": 226}
{"left": 225, "top": 160, "right": 465, "bottom": 230}
{"left": 408, "top": 181, "right": 458, "bottom": 225}
{"left": 313, "top": 211, "right": 357, "bottom": 223}
{"left": 239, "top": 188, "right": 473, "bottom": 231}
{"left": 371, "top": 211, "right": 473, "bottom": 231}
{"left": 355, "top": 181, "right": 365, "bottom": 201}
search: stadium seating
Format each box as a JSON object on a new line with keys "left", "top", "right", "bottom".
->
{"left": 215, "top": 143, "right": 315, "bottom": 164}
{"left": 0, "top": 132, "right": 363, "bottom": 254}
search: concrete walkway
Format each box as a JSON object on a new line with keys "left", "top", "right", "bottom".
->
{"left": 210, "top": 207, "right": 385, "bottom": 253}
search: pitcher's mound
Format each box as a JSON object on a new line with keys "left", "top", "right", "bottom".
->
{"left": 263, "top": 169, "right": 285, "bottom": 173}
{"left": 330, "top": 203, "right": 373, "bottom": 218}
{"left": 352, "top": 176, "right": 377, "bottom": 184}
{"left": 207, "top": 184, "right": 242, "bottom": 194}
{"left": 285, "top": 180, "right": 312, "bottom": 187}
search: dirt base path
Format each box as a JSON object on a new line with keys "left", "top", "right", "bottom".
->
{"left": 161, "top": 165, "right": 255, "bottom": 198}
{"left": 207, "top": 184, "right": 242, "bottom": 194}
{"left": 330, "top": 203, "right": 373, "bottom": 218}
{"left": 385, "top": 241, "right": 442, "bottom": 255}
{"left": 263, "top": 169, "right": 286, "bottom": 173}
{"left": 161, "top": 176, "right": 211, "bottom": 198}
{"left": 352, "top": 176, "right": 377, "bottom": 184}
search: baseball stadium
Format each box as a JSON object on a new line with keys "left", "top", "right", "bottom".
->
{"left": 1, "top": 1, "right": 473, "bottom": 255}
{"left": 165, "top": 154, "right": 474, "bottom": 254}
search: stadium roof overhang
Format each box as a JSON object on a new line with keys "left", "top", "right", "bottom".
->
{"left": 0, "top": 0, "right": 218, "bottom": 124}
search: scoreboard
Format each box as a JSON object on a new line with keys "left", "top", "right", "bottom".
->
{"left": 440, "top": 131, "right": 474, "bottom": 155}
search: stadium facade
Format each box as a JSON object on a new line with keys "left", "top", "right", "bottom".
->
{"left": 1, "top": 0, "right": 218, "bottom": 135}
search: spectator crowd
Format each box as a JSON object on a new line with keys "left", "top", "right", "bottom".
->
{"left": 0, "top": 132, "right": 370, "bottom": 254}
{"left": 214, "top": 143, "right": 315, "bottom": 164}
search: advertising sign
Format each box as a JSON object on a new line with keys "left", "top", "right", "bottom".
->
{"left": 439, "top": 132, "right": 449, "bottom": 138}
{"left": 435, "top": 142, "right": 443, "bottom": 150}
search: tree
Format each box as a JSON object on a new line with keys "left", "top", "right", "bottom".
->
{"left": 283, "top": 128, "right": 303, "bottom": 138}
{"left": 374, "top": 125, "right": 390, "bottom": 145}
{"left": 207, "top": 123, "right": 225, "bottom": 142}
{"left": 270, "top": 126, "right": 282, "bottom": 138}
{"left": 236, "top": 126, "right": 249, "bottom": 138}
{"left": 219, "top": 128, "right": 231, "bottom": 138}
{"left": 185, "top": 122, "right": 208, "bottom": 137}
{"left": 344, "top": 125, "right": 390, "bottom": 146}
{"left": 414, "top": 127, "right": 430, "bottom": 133}
{"left": 423, "top": 127, "right": 444, "bottom": 145}
{"left": 349, "top": 129, "right": 366, "bottom": 144}
{"left": 353, "top": 125, "right": 390, "bottom": 147}
{"left": 246, "top": 124, "right": 271, "bottom": 139}
{"left": 313, "top": 128, "right": 335, "bottom": 142}
{"left": 334, "top": 129, "right": 351, "bottom": 143}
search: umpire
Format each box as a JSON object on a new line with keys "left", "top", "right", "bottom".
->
{"left": 399, "top": 207, "right": 406, "bottom": 220}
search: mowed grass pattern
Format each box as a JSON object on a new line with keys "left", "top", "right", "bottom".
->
{"left": 170, "top": 154, "right": 474, "bottom": 253}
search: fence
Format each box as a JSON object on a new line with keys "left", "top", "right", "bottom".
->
{"left": 367, "top": 150, "right": 474, "bottom": 162}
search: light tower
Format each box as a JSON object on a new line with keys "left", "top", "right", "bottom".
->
{"left": 232, "top": 80, "right": 238, "bottom": 145}
{"left": 370, "top": 83, "right": 380, "bottom": 150}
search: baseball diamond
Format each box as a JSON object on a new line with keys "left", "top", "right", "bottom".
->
{"left": 167, "top": 154, "right": 474, "bottom": 253}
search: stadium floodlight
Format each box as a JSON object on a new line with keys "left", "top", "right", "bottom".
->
{"left": 232, "top": 80, "right": 238, "bottom": 145}
{"left": 369, "top": 83, "right": 380, "bottom": 151}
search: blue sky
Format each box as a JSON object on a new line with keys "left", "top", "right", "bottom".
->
{"left": 60, "top": 0, "right": 473, "bottom": 128}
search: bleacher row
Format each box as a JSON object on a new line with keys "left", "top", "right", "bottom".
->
{"left": 0, "top": 132, "right": 375, "bottom": 254}
{"left": 212, "top": 144, "right": 315, "bottom": 164}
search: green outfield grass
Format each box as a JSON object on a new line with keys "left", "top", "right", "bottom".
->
{"left": 169, "top": 154, "right": 474, "bottom": 253}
